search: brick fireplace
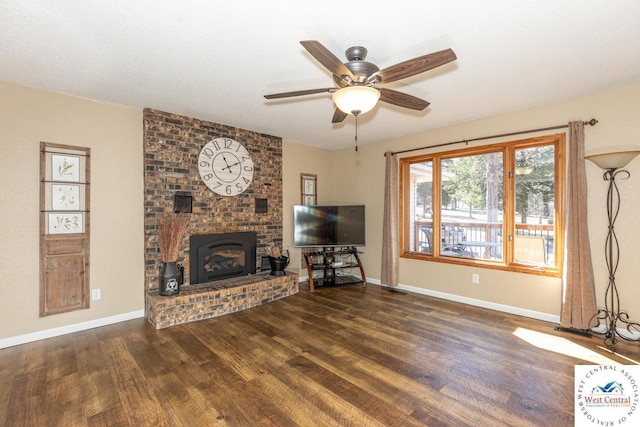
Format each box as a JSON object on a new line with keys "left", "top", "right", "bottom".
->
{"left": 143, "top": 109, "right": 296, "bottom": 327}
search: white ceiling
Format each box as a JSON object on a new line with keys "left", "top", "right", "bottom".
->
{"left": 2, "top": 1, "right": 640, "bottom": 150}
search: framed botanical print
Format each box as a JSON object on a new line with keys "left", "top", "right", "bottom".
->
{"left": 301, "top": 173, "right": 317, "bottom": 206}
{"left": 51, "top": 184, "right": 81, "bottom": 210}
{"left": 51, "top": 154, "right": 80, "bottom": 182}
{"left": 47, "top": 212, "right": 84, "bottom": 234}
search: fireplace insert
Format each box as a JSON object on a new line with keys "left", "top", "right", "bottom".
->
{"left": 189, "top": 231, "right": 257, "bottom": 285}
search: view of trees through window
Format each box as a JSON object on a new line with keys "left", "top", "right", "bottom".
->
{"left": 402, "top": 134, "right": 564, "bottom": 275}
{"left": 440, "top": 152, "right": 504, "bottom": 260}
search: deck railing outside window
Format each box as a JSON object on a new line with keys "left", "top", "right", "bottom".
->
{"left": 414, "top": 220, "right": 554, "bottom": 264}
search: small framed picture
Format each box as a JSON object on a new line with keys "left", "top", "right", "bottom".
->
{"left": 301, "top": 173, "right": 317, "bottom": 206}
{"left": 303, "top": 178, "right": 315, "bottom": 195}
{"left": 48, "top": 213, "right": 84, "bottom": 234}
{"left": 52, "top": 184, "right": 81, "bottom": 210}
{"left": 51, "top": 154, "right": 80, "bottom": 182}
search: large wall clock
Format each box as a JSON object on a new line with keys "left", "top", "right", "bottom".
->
{"left": 198, "top": 138, "right": 254, "bottom": 196}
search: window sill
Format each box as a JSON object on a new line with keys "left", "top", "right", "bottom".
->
{"left": 401, "top": 252, "right": 562, "bottom": 278}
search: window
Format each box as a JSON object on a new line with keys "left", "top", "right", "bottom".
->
{"left": 400, "top": 134, "right": 565, "bottom": 276}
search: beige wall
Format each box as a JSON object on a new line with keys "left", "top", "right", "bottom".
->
{"left": 331, "top": 83, "right": 640, "bottom": 318}
{"left": 0, "top": 81, "right": 144, "bottom": 341}
{"left": 282, "top": 140, "right": 335, "bottom": 270}
{"left": 3, "top": 78, "right": 640, "bottom": 343}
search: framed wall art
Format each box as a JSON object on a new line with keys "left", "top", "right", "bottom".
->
{"left": 51, "top": 184, "right": 81, "bottom": 210}
{"left": 301, "top": 173, "right": 317, "bottom": 206}
{"left": 47, "top": 212, "right": 84, "bottom": 234}
{"left": 51, "top": 154, "right": 80, "bottom": 182}
{"left": 40, "top": 142, "right": 91, "bottom": 316}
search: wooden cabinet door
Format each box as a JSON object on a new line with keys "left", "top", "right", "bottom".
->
{"left": 41, "top": 237, "right": 88, "bottom": 315}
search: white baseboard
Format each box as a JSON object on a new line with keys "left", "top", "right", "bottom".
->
{"left": 0, "top": 310, "right": 145, "bottom": 349}
{"left": 367, "top": 277, "right": 560, "bottom": 324}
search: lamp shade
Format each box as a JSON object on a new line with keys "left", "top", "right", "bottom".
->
{"left": 585, "top": 150, "right": 640, "bottom": 170}
{"left": 332, "top": 86, "right": 380, "bottom": 115}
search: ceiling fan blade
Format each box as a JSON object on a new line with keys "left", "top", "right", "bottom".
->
{"left": 376, "top": 48, "right": 457, "bottom": 84}
{"left": 378, "top": 88, "right": 430, "bottom": 111}
{"left": 332, "top": 108, "right": 348, "bottom": 123}
{"left": 300, "top": 40, "right": 354, "bottom": 80}
{"left": 264, "top": 88, "right": 334, "bottom": 99}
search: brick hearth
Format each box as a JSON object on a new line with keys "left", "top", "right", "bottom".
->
{"left": 145, "top": 272, "right": 299, "bottom": 329}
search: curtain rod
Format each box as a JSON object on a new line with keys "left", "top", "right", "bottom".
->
{"left": 385, "top": 118, "right": 598, "bottom": 157}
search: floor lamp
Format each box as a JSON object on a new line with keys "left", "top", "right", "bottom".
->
{"left": 586, "top": 149, "right": 640, "bottom": 350}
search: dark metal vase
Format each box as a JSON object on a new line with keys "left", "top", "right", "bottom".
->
{"left": 159, "top": 261, "right": 181, "bottom": 296}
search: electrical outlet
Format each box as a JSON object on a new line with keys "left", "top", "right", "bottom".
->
{"left": 91, "top": 288, "right": 101, "bottom": 300}
{"left": 472, "top": 274, "right": 480, "bottom": 284}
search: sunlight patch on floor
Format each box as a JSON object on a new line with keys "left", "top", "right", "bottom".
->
{"left": 513, "top": 327, "right": 620, "bottom": 365}
{"left": 596, "top": 346, "right": 640, "bottom": 364}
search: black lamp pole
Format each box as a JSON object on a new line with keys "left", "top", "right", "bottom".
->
{"left": 590, "top": 166, "right": 640, "bottom": 350}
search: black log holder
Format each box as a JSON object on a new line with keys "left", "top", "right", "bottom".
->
{"left": 268, "top": 250, "right": 289, "bottom": 276}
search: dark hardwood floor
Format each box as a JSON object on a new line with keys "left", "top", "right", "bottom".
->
{"left": 2, "top": 283, "right": 639, "bottom": 426}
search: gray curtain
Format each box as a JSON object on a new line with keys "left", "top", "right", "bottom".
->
{"left": 381, "top": 152, "right": 399, "bottom": 286}
{"left": 560, "top": 121, "right": 597, "bottom": 329}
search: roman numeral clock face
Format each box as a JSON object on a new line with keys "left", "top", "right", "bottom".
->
{"left": 198, "top": 138, "right": 254, "bottom": 196}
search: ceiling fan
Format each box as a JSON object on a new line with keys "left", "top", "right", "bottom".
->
{"left": 264, "top": 40, "right": 457, "bottom": 124}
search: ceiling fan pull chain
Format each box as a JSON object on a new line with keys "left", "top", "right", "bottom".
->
{"left": 354, "top": 110, "right": 359, "bottom": 151}
{"left": 354, "top": 111, "right": 358, "bottom": 151}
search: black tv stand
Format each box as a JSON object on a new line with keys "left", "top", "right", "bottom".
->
{"left": 303, "top": 247, "right": 366, "bottom": 291}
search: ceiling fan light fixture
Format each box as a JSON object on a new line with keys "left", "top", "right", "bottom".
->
{"left": 332, "top": 86, "right": 380, "bottom": 115}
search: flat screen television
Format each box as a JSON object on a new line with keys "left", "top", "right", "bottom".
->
{"left": 293, "top": 205, "right": 365, "bottom": 248}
